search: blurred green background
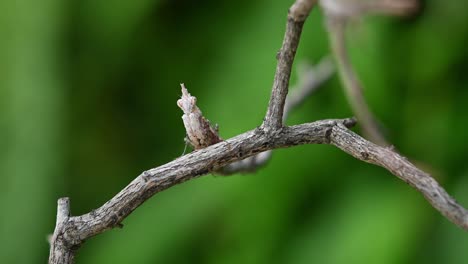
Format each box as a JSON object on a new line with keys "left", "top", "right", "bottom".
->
{"left": 1, "top": 0, "right": 467, "bottom": 263}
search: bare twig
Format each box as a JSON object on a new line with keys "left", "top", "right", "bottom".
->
{"left": 363, "top": 0, "right": 419, "bottom": 16}
{"left": 330, "top": 123, "right": 468, "bottom": 229}
{"left": 320, "top": 0, "right": 419, "bottom": 146}
{"left": 263, "top": 0, "right": 318, "bottom": 131}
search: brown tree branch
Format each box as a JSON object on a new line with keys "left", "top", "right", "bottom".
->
{"left": 330, "top": 123, "right": 468, "bottom": 229}
{"left": 319, "top": 0, "right": 419, "bottom": 19}
{"left": 263, "top": 0, "right": 317, "bottom": 131}
{"left": 320, "top": 0, "right": 419, "bottom": 146}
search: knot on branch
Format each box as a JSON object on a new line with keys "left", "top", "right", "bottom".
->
{"left": 324, "top": 118, "right": 357, "bottom": 143}
{"left": 342, "top": 117, "right": 357, "bottom": 128}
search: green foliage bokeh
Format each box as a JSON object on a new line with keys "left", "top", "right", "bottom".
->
{"left": 0, "top": 0, "right": 467, "bottom": 263}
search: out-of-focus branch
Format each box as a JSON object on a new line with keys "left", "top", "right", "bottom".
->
{"left": 320, "top": 0, "right": 419, "bottom": 19}
{"left": 364, "top": 0, "right": 419, "bottom": 16}
{"left": 320, "top": 0, "right": 419, "bottom": 146}
{"left": 326, "top": 17, "right": 388, "bottom": 146}
{"left": 220, "top": 56, "right": 335, "bottom": 175}
{"left": 283, "top": 56, "right": 335, "bottom": 121}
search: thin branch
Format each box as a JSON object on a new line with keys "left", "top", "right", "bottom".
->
{"left": 320, "top": 0, "right": 419, "bottom": 146}
{"left": 363, "top": 0, "right": 419, "bottom": 16}
{"left": 263, "top": 0, "right": 317, "bottom": 131}
{"left": 326, "top": 16, "right": 389, "bottom": 146}
{"left": 218, "top": 150, "right": 272, "bottom": 175}
{"left": 330, "top": 123, "right": 468, "bottom": 230}
{"left": 319, "top": 0, "right": 419, "bottom": 19}
{"left": 220, "top": 56, "right": 335, "bottom": 174}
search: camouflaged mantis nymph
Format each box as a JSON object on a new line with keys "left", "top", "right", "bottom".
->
{"left": 177, "top": 84, "right": 222, "bottom": 151}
